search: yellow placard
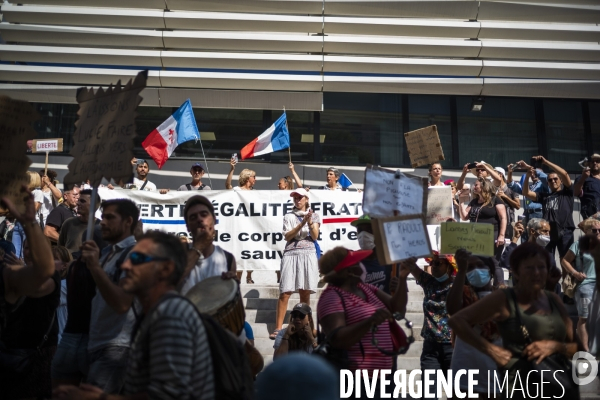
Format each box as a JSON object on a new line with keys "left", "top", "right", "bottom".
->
{"left": 440, "top": 222, "right": 495, "bottom": 257}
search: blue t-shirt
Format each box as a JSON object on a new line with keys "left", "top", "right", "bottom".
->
{"left": 569, "top": 241, "right": 596, "bottom": 287}
{"left": 361, "top": 257, "right": 393, "bottom": 294}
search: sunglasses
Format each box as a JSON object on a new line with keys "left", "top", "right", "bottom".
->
{"left": 548, "top": 178, "right": 560, "bottom": 182}
{"left": 592, "top": 229, "right": 600, "bottom": 234}
{"left": 476, "top": 169, "right": 485, "bottom": 172}
{"left": 128, "top": 251, "right": 170, "bottom": 265}
{"left": 291, "top": 312, "right": 306, "bottom": 319}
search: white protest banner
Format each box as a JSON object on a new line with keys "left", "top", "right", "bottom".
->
{"left": 426, "top": 186, "right": 453, "bottom": 225}
{"left": 404, "top": 125, "right": 444, "bottom": 168}
{"left": 362, "top": 165, "right": 428, "bottom": 218}
{"left": 98, "top": 189, "right": 365, "bottom": 270}
{"left": 372, "top": 215, "right": 432, "bottom": 264}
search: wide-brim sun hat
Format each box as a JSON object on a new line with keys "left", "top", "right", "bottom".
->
{"left": 470, "top": 161, "right": 493, "bottom": 177}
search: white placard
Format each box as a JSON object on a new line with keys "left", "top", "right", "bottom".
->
{"left": 380, "top": 217, "right": 431, "bottom": 262}
{"left": 35, "top": 139, "right": 61, "bottom": 152}
{"left": 362, "top": 165, "right": 427, "bottom": 218}
{"left": 426, "top": 186, "right": 453, "bottom": 225}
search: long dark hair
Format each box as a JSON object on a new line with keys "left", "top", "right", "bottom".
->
{"left": 287, "top": 314, "right": 316, "bottom": 351}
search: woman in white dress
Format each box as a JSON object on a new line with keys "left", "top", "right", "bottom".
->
{"left": 270, "top": 188, "right": 320, "bottom": 340}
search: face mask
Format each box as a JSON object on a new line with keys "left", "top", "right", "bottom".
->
{"left": 357, "top": 231, "right": 376, "bottom": 250}
{"left": 466, "top": 269, "right": 491, "bottom": 288}
{"left": 536, "top": 234, "right": 551, "bottom": 247}
{"left": 434, "top": 273, "right": 449, "bottom": 283}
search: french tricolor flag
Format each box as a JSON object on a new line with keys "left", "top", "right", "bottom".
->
{"left": 142, "top": 99, "right": 200, "bottom": 169}
{"left": 240, "top": 112, "right": 290, "bottom": 160}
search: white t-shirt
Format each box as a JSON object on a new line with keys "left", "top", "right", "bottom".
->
{"left": 180, "top": 245, "right": 230, "bottom": 295}
{"left": 36, "top": 189, "right": 55, "bottom": 226}
{"left": 126, "top": 177, "right": 156, "bottom": 191}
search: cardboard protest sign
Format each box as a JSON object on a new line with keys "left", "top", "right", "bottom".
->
{"left": 32, "top": 138, "right": 63, "bottom": 153}
{"left": 362, "top": 165, "right": 428, "bottom": 218}
{"left": 426, "top": 186, "right": 454, "bottom": 225}
{"left": 0, "top": 96, "right": 39, "bottom": 212}
{"left": 372, "top": 215, "right": 432, "bottom": 264}
{"left": 64, "top": 70, "right": 147, "bottom": 187}
{"left": 404, "top": 125, "right": 444, "bottom": 168}
{"left": 440, "top": 221, "right": 494, "bottom": 257}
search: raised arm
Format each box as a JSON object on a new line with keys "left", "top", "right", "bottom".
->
{"left": 289, "top": 162, "right": 303, "bottom": 188}
{"left": 225, "top": 158, "right": 236, "bottom": 190}
{"left": 2, "top": 186, "right": 55, "bottom": 298}
{"left": 536, "top": 156, "right": 571, "bottom": 188}
{"left": 456, "top": 163, "right": 470, "bottom": 191}
{"left": 446, "top": 249, "right": 469, "bottom": 315}
{"left": 42, "top": 175, "right": 62, "bottom": 201}
{"left": 573, "top": 169, "right": 589, "bottom": 198}
{"left": 82, "top": 240, "right": 133, "bottom": 314}
{"left": 478, "top": 163, "right": 502, "bottom": 187}
{"left": 522, "top": 168, "right": 539, "bottom": 202}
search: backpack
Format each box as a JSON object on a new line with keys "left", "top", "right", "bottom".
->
{"left": 136, "top": 293, "right": 254, "bottom": 400}
{"left": 186, "top": 184, "right": 206, "bottom": 191}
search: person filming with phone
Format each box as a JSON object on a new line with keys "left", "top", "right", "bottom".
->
{"left": 270, "top": 188, "right": 320, "bottom": 340}
{"left": 273, "top": 303, "right": 317, "bottom": 358}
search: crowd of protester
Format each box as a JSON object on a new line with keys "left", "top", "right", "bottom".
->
{"left": 0, "top": 153, "right": 599, "bottom": 400}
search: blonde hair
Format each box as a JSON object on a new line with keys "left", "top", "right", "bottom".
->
{"left": 26, "top": 171, "right": 41, "bottom": 190}
{"left": 475, "top": 178, "right": 494, "bottom": 208}
{"left": 238, "top": 169, "right": 256, "bottom": 187}
{"left": 583, "top": 218, "right": 600, "bottom": 232}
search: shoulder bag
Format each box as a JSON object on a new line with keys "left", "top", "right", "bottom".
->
{"left": 295, "top": 215, "right": 321, "bottom": 259}
{"left": 509, "top": 289, "right": 579, "bottom": 398}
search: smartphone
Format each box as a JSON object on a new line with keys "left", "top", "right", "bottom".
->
{"left": 232, "top": 153, "right": 238, "bottom": 163}
{"left": 518, "top": 215, "right": 525, "bottom": 222}
{"left": 530, "top": 157, "right": 542, "bottom": 169}
{"left": 467, "top": 162, "right": 478, "bottom": 169}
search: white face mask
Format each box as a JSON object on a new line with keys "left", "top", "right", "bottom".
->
{"left": 357, "top": 231, "right": 376, "bottom": 250}
{"left": 536, "top": 234, "right": 551, "bottom": 247}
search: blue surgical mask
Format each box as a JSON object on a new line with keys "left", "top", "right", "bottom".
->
{"left": 466, "top": 269, "right": 491, "bottom": 288}
{"left": 434, "top": 273, "right": 449, "bottom": 283}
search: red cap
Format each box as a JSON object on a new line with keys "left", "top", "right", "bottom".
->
{"left": 333, "top": 250, "right": 373, "bottom": 272}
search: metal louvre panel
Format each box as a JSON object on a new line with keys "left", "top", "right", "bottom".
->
{"left": 7, "top": 0, "right": 166, "bottom": 8}
{"left": 324, "top": 17, "right": 479, "bottom": 38}
{"left": 161, "top": 51, "right": 322, "bottom": 71}
{"left": 323, "top": 55, "right": 482, "bottom": 76}
{"left": 0, "top": 23, "right": 164, "bottom": 48}
{"left": 323, "top": 1, "right": 478, "bottom": 19}
{"left": 162, "top": 31, "right": 323, "bottom": 52}
{"left": 165, "top": 0, "right": 324, "bottom": 14}
{"left": 0, "top": 44, "right": 162, "bottom": 67}
{"left": 324, "top": 36, "right": 481, "bottom": 58}
{"left": 323, "top": 76, "right": 484, "bottom": 96}
{"left": 480, "top": 40, "right": 600, "bottom": 62}
{"left": 479, "top": 21, "right": 600, "bottom": 43}
{"left": 159, "top": 70, "right": 323, "bottom": 91}
{"left": 1, "top": 4, "right": 166, "bottom": 29}
{"left": 164, "top": 11, "right": 322, "bottom": 33}
{"left": 0, "top": 65, "right": 162, "bottom": 86}
{"left": 482, "top": 60, "right": 600, "bottom": 80}
{"left": 157, "top": 88, "right": 322, "bottom": 110}
{"left": 481, "top": 78, "right": 600, "bottom": 99}
{"left": 478, "top": 1, "right": 600, "bottom": 24}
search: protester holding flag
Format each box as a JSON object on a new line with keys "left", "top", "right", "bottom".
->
{"left": 319, "top": 167, "right": 348, "bottom": 191}
{"left": 278, "top": 162, "right": 303, "bottom": 190}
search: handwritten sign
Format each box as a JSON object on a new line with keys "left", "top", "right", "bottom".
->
{"left": 0, "top": 96, "right": 39, "bottom": 213}
{"left": 363, "top": 165, "right": 428, "bottom": 218}
{"left": 32, "top": 138, "right": 63, "bottom": 153}
{"left": 404, "top": 125, "right": 445, "bottom": 168}
{"left": 440, "top": 221, "right": 494, "bottom": 257}
{"left": 426, "top": 186, "right": 454, "bottom": 225}
{"left": 64, "top": 70, "right": 147, "bottom": 187}
{"left": 373, "top": 215, "right": 432, "bottom": 264}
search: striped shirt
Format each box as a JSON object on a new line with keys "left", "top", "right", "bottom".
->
{"left": 317, "top": 284, "right": 393, "bottom": 375}
{"left": 124, "top": 294, "right": 215, "bottom": 400}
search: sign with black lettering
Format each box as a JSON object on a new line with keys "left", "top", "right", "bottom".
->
{"left": 372, "top": 215, "right": 432, "bottom": 264}
{"left": 440, "top": 221, "right": 494, "bottom": 256}
{"left": 404, "top": 125, "right": 445, "bottom": 168}
{"left": 32, "top": 138, "right": 63, "bottom": 153}
{"left": 64, "top": 70, "right": 147, "bottom": 187}
{"left": 426, "top": 186, "right": 454, "bottom": 225}
{"left": 0, "top": 96, "right": 39, "bottom": 213}
{"left": 362, "top": 165, "right": 428, "bottom": 218}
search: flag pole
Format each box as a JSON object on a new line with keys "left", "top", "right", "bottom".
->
{"left": 86, "top": 185, "right": 98, "bottom": 241}
{"left": 198, "top": 136, "right": 213, "bottom": 189}
{"left": 284, "top": 106, "right": 291, "bottom": 163}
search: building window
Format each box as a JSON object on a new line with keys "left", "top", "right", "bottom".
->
{"left": 588, "top": 102, "right": 600, "bottom": 154}
{"left": 32, "top": 103, "right": 78, "bottom": 154}
{"left": 321, "top": 93, "right": 402, "bottom": 166}
{"left": 544, "top": 99, "right": 585, "bottom": 170}
{"left": 408, "top": 95, "right": 452, "bottom": 168}
{"left": 456, "top": 96, "right": 537, "bottom": 169}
